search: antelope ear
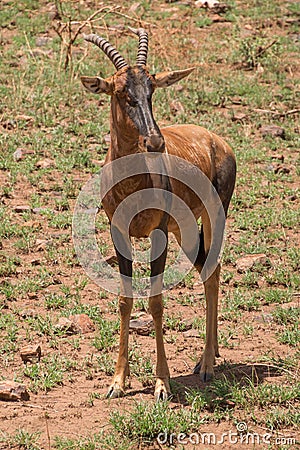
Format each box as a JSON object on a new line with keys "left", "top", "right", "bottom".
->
{"left": 81, "top": 76, "right": 113, "bottom": 95}
{"left": 154, "top": 67, "right": 195, "bottom": 88}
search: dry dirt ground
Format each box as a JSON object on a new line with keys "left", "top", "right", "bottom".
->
{"left": 0, "top": 1, "right": 299, "bottom": 449}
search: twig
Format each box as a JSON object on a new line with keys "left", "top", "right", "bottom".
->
{"left": 253, "top": 108, "right": 300, "bottom": 117}
{"left": 45, "top": 412, "right": 51, "bottom": 450}
{"left": 72, "top": 6, "right": 118, "bottom": 42}
{"left": 23, "top": 32, "right": 36, "bottom": 61}
{"left": 275, "top": 108, "right": 300, "bottom": 117}
{"left": 112, "top": 10, "right": 157, "bottom": 28}
{"left": 256, "top": 39, "right": 278, "bottom": 58}
{"left": 53, "top": 6, "right": 119, "bottom": 71}
{"left": 183, "top": 359, "right": 191, "bottom": 371}
{"left": 52, "top": 4, "right": 157, "bottom": 72}
{"left": 253, "top": 108, "right": 278, "bottom": 115}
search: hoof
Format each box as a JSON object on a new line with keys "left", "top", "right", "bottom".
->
{"left": 154, "top": 388, "right": 172, "bottom": 402}
{"left": 154, "top": 378, "right": 171, "bottom": 402}
{"left": 106, "top": 384, "right": 125, "bottom": 399}
{"left": 193, "top": 361, "right": 201, "bottom": 374}
{"left": 199, "top": 370, "right": 214, "bottom": 383}
{"left": 193, "top": 358, "right": 214, "bottom": 382}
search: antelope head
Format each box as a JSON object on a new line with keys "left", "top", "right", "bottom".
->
{"left": 81, "top": 28, "right": 194, "bottom": 153}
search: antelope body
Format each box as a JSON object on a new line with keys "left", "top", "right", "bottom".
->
{"left": 81, "top": 29, "right": 236, "bottom": 400}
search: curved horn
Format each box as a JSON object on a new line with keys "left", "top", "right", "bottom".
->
{"left": 83, "top": 33, "right": 128, "bottom": 71}
{"left": 128, "top": 27, "right": 149, "bottom": 67}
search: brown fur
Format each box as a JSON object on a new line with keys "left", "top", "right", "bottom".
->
{"left": 81, "top": 65, "right": 236, "bottom": 400}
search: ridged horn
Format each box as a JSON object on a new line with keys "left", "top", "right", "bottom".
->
{"left": 128, "top": 27, "right": 149, "bottom": 67}
{"left": 83, "top": 33, "right": 128, "bottom": 71}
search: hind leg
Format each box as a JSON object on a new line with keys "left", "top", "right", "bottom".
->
{"left": 193, "top": 264, "right": 220, "bottom": 381}
{"left": 193, "top": 209, "right": 222, "bottom": 381}
{"left": 174, "top": 211, "right": 221, "bottom": 382}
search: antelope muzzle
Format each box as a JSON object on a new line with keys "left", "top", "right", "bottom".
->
{"left": 144, "top": 132, "right": 165, "bottom": 153}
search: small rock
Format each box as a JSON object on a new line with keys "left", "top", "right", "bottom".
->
{"left": 195, "top": 0, "right": 218, "bottom": 7}
{"left": 195, "top": 0, "right": 229, "bottom": 13}
{"left": 264, "top": 163, "right": 290, "bottom": 175}
{"left": 256, "top": 63, "right": 264, "bottom": 74}
{"left": 188, "top": 38, "right": 199, "bottom": 48}
{"left": 105, "top": 255, "right": 118, "bottom": 266}
{"left": 274, "top": 165, "right": 290, "bottom": 175}
{"left": 181, "top": 318, "right": 194, "bottom": 331}
{"left": 35, "top": 158, "right": 56, "bottom": 169}
{"left": 32, "top": 207, "right": 48, "bottom": 214}
{"left": 2, "top": 120, "right": 16, "bottom": 130}
{"left": 236, "top": 253, "right": 270, "bottom": 273}
{"left": 254, "top": 313, "right": 273, "bottom": 323}
{"left": 91, "top": 159, "right": 105, "bottom": 167}
{"left": 30, "top": 258, "right": 41, "bottom": 266}
{"left": 129, "top": 314, "right": 154, "bottom": 335}
{"left": 174, "top": 85, "right": 184, "bottom": 92}
{"left": 69, "top": 314, "right": 95, "bottom": 334}
{"left": 103, "top": 134, "right": 111, "bottom": 145}
{"left": 183, "top": 329, "right": 200, "bottom": 338}
{"left": 260, "top": 125, "right": 285, "bottom": 139}
{"left": 36, "top": 36, "right": 52, "bottom": 47}
{"left": 48, "top": 4, "right": 61, "bottom": 20}
{"left": 264, "top": 164, "right": 276, "bottom": 173}
{"left": 232, "top": 111, "right": 247, "bottom": 122}
{"left": 20, "top": 308, "right": 37, "bottom": 318}
{"left": 13, "top": 148, "right": 24, "bottom": 161}
{"left": 0, "top": 381, "right": 30, "bottom": 401}
{"left": 35, "top": 239, "right": 49, "bottom": 250}
{"left": 31, "top": 49, "right": 52, "bottom": 59}
{"left": 20, "top": 344, "right": 42, "bottom": 363}
{"left": 13, "top": 205, "right": 31, "bottom": 213}
{"left": 211, "top": 13, "right": 227, "bottom": 22}
{"left": 55, "top": 317, "right": 78, "bottom": 334}
{"left": 22, "top": 220, "right": 41, "bottom": 229}
{"left": 271, "top": 154, "right": 284, "bottom": 162}
{"left": 225, "top": 400, "right": 236, "bottom": 408}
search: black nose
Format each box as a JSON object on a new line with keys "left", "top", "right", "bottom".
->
{"left": 144, "top": 134, "right": 165, "bottom": 153}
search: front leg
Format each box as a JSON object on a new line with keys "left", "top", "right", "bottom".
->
{"left": 107, "top": 295, "right": 133, "bottom": 398}
{"left": 149, "top": 228, "right": 171, "bottom": 401}
{"left": 149, "top": 294, "right": 171, "bottom": 400}
{"left": 107, "top": 226, "right": 133, "bottom": 398}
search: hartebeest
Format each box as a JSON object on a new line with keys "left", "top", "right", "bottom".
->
{"left": 80, "top": 28, "right": 236, "bottom": 400}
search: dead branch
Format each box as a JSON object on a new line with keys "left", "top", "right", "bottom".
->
{"left": 255, "top": 39, "right": 278, "bottom": 59}
{"left": 52, "top": 5, "right": 121, "bottom": 71}
{"left": 112, "top": 10, "right": 157, "bottom": 28}
{"left": 253, "top": 108, "right": 300, "bottom": 118}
